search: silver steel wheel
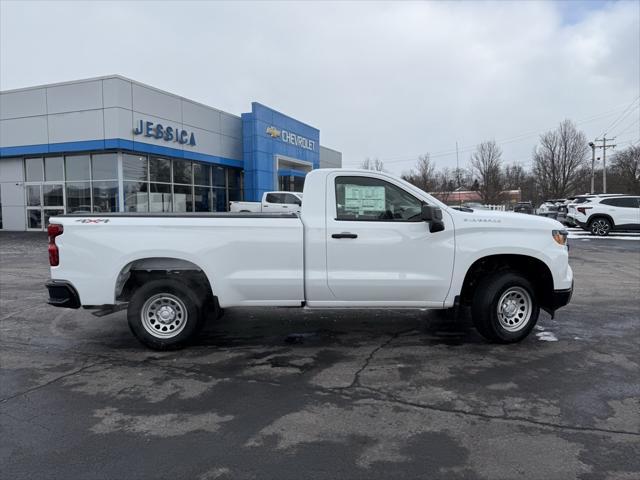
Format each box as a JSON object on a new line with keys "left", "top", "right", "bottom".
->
{"left": 496, "top": 286, "right": 532, "bottom": 332}
{"left": 141, "top": 293, "right": 188, "bottom": 339}
{"left": 591, "top": 219, "right": 610, "bottom": 236}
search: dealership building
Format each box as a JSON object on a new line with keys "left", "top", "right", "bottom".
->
{"left": 0, "top": 75, "right": 341, "bottom": 231}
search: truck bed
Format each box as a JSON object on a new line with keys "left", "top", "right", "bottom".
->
{"left": 50, "top": 213, "right": 304, "bottom": 307}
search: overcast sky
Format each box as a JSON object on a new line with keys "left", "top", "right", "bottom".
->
{"left": 1, "top": 0, "right": 638, "bottom": 174}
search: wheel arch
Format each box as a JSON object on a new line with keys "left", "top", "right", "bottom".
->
{"left": 115, "top": 257, "right": 214, "bottom": 304}
{"left": 459, "top": 254, "right": 556, "bottom": 313}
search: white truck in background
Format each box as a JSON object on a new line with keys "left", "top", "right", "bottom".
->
{"left": 229, "top": 191, "right": 303, "bottom": 213}
{"left": 46, "top": 169, "right": 573, "bottom": 350}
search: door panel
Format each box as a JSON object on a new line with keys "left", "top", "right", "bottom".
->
{"left": 325, "top": 174, "right": 455, "bottom": 305}
{"left": 25, "top": 183, "right": 65, "bottom": 230}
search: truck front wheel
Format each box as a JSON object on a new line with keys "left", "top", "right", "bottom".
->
{"left": 471, "top": 271, "right": 539, "bottom": 343}
{"left": 127, "top": 278, "right": 203, "bottom": 350}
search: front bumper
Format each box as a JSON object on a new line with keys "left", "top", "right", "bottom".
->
{"left": 548, "top": 281, "right": 573, "bottom": 311}
{"left": 46, "top": 280, "right": 81, "bottom": 309}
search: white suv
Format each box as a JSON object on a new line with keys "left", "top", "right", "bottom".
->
{"left": 572, "top": 195, "right": 640, "bottom": 236}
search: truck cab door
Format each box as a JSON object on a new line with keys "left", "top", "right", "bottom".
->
{"left": 324, "top": 173, "right": 455, "bottom": 306}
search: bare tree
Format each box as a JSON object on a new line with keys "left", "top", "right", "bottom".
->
{"left": 435, "top": 167, "right": 455, "bottom": 203}
{"left": 401, "top": 154, "right": 437, "bottom": 192}
{"left": 360, "top": 158, "right": 385, "bottom": 171}
{"left": 503, "top": 163, "right": 527, "bottom": 190}
{"left": 532, "top": 120, "right": 589, "bottom": 198}
{"left": 611, "top": 145, "right": 640, "bottom": 194}
{"left": 470, "top": 140, "right": 504, "bottom": 204}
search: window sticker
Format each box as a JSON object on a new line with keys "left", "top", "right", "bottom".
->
{"left": 344, "top": 185, "right": 385, "bottom": 215}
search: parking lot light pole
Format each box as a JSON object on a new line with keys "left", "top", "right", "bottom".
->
{"left": 588, "top": 142, "right": 596, "bottom": 193}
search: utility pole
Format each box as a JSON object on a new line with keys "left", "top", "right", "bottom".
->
{"left": 456, "top": 141, "right": 461, "bottom": 205}
{"left": 593, "top": 136, "right": 616, "bottom": 193}
{"left": 588, "top": 142, "right": 596, "bottom": 193}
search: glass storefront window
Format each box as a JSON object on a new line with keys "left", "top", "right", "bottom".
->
{"left": 93, "top": 181, "right": 119, "bottom": 212}
{"left": 194, "top": 187, "right": 211, "bottom": 212}
{"left": 21, "top": 151, "right": 244, "bottom": 225}
{"left": 65, "top": 155, "right": 91, "bottom": 181}
{"left": 26, "top": 185, "right": 41, "bottom": 206}
{"left": 212, "top": 166, "right": 226, "bottom": 188}
{"left": 212, "top": 188, "right": 226, "bottom": 212}
{"left": 124, "top": 181, "right": 149, "bottom": 212}
{"left": 44, "top": 209, "right": 65, "bottom": 227}
{"left": 66, "top": 182, "right": 91, "bottom": 213}
{"left": 25, "top": 158, "right": 43, "bottom": 182}
{"left": 123, "top": 154, "right": 148, "bottom": 181}
{"left": 173, "top": 160, "right": 192, "bottom": 185}
{"left": 44, "top": 157, "right": 64, "bottom": 181}
{"left": 92, "top": 153, "right": 118, "bottom": 180}
{"left": 149, "top": 183, "right": 172, "bottom": 212}
{"left": 173, "top": 184, "right": 193, "bottom": 212}
{"left": 28, "top": 209, "right": 42, "bottom": 229}
{"left": 228, "top": 188, "right": 241, "bottom": 202}
{"left": 43, "top": 184, "right": 64, "bottom": 207}
{"left": 228, "top": 168, "right": 241, "bottom": 190}
{"left": 193, "top": 162, "right": 210, "bottom": 186}
{"left": 150, "top": 157, "right": 171, "bottom": 183}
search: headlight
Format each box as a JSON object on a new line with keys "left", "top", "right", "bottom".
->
{"left": 552, "top": 229, "right": 568, "bottom": 246}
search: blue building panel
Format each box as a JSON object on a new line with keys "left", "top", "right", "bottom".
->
{"left": 242, "top": 102, "right": 320, "bottom": 201}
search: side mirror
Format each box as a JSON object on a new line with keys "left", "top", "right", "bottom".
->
{"left": 421, "top": 204, "right": 445, "bottom": 233}
{"left": 421, "top": 204, "right": 442, "bottom": 222}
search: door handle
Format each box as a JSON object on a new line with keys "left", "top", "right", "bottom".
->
{"left": 332, "top": 232, "right": 358, "bottom": 239}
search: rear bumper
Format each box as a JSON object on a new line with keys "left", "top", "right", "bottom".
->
{"left": 46, "top": 280, "right": 81, "bottom": 309}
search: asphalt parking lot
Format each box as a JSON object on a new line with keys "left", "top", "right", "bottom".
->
{"left": 1, "top": 232, "right": 639, "bottom": 480}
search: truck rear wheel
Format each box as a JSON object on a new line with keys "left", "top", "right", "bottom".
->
{"left": 471, "top": 271, "right": 539, "bottom": 343}
{"left": 127, "top": 278, "right": 203, "bottom": 350}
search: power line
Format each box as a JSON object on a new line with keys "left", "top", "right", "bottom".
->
{"left": 610, "top": 116, "right": 640, "bottom": 138}
{"left": 598, "top": 95, "right": 640, "bottom": 137}
{"left": 376, "top": 102, "right": 638, "bottom": 167}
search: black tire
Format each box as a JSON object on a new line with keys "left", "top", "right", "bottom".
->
{"left": 471, "top": 271, "right": 539, "bottom": 343}
{"left": 127, "top": 278, "right": 203, "bottom": 350}
{"left": 589, "top": 217, "right": 612, "bottom": 236}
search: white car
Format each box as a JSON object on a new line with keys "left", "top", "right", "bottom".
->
{"left": 229, "top": 191, "right": 303, "bottom": 213}
{"left": 565, "top": 194, "right": 623, "bottom": 226}
{"left": 571, "top": 195, "right": 640, "bottom": 236}
{"left": 45, "top": 169, "right": 573, "bottom": 349}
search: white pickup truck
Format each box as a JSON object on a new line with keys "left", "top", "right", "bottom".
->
{"left": 46, "top": 169, "right": 573, "bottom": 350}
{"left": 229, "top": 191, "right": 303, "bottom": 213}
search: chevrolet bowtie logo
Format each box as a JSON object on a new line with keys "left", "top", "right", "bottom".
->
{"left": 266, "top": 126, "right": 281, "bottom": 138}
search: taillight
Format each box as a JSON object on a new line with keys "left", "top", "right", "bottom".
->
{"left": 48, "top": 223, "right": 63, "bottom": 266}
{"left": 577, "top": 206, "right": 592, "bottom": 215}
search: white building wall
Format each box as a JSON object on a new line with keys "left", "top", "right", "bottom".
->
{"left": 0, "top": 158, "right": 26, "bottom": 230}
{"left": 320, "top": 145, "right": 342, "bottom": 169}
{"left": 0, "top": 75, "right": 244, "bottom": 160}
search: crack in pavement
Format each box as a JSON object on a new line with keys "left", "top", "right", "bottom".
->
{"left": 342, "top": 328, "right": 416, "bottom": 390}
{"left": 0, "top": 361, "right": 107, "bottom": 404}
{"left": 344, "top": 386, "right": 640, "bottom": 438}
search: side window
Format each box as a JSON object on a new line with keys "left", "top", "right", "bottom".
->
{"left": 335, "top": 176, "right": 423, "bottom": 222}
{"left": 619, "top": 197, "right": 640, "bottom": 208}
{"left": 284, "top": 194, "right": 302, "bottom": 205}
{"left": 602, "top": 198, "right": 638, "bottom": 208}
{"left": 266, "top": 193, "right": 284, "bottom": 204}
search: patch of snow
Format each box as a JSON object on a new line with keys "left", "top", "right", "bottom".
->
{"left": 536, "top": 331, "right": 558, "bottom": 342}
